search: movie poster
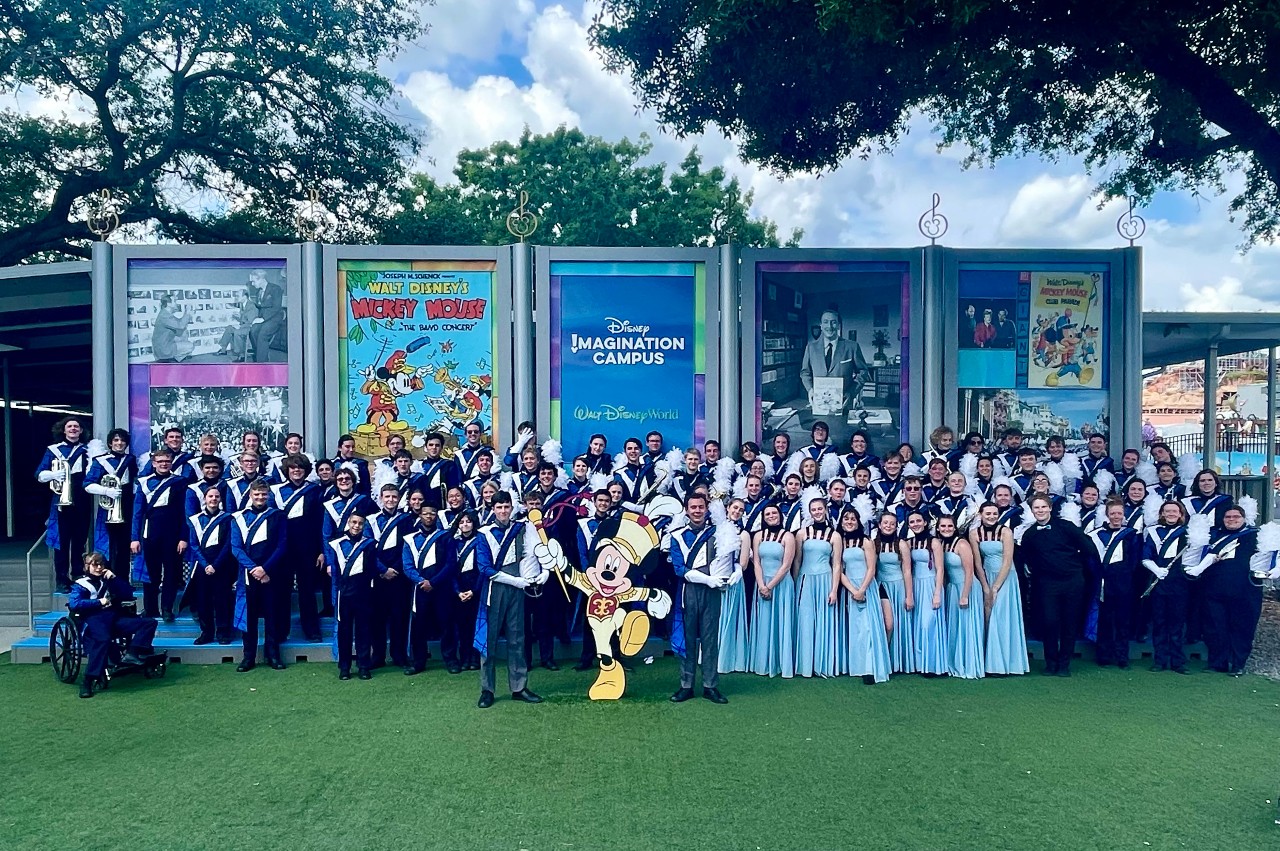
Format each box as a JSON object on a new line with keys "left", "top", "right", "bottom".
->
{"left": 337, "top": 260, "right": 496, "bottom": 460}
{"left": 1026, "top": 271, "right": 1104, "bottom": 389}
{"left": 126, "top": 258, "right": 291, "bottom": 454}
{"left": 550, "top": 261, "right": 704, "bottom": 453}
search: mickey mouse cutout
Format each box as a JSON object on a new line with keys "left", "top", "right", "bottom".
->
{"left": 534, "top": 511, "right": 672, "bottom": 700}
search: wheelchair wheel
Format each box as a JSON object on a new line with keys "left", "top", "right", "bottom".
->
{"left": 49, "top": 618, "right": 81, "bottom": 684}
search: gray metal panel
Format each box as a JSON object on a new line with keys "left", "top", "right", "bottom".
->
{"left": 535, "top": 246, "right": 721, "bottom": 451}
{"left": 718, "top": 244, "right": 740, "bottom": 452}
{"left": 90, "top": 243, "right": 113, "bottom": 438}
{"left": 110, "top": 243, "right": 303, "bottom": 438}
{"left": 737, "top": 247, "right": 926, "bottom": 447}
{"left": 319, "top": 244, "right": 515, "bottom": 451}
{"left": 921, "top": 245, "right": 944, "bottom": 440}
{"left": 301, "top": 242, "right": 324, "bottom": 451}
{"left": 511, "top": 243, "right": 534, "bottom": 434}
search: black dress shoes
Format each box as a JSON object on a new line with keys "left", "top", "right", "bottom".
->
{"left": 194, "top": 634, "right": 214, "bottom": 646}
{"left": 477, "top": 691, "right": 495, "bottom": 709}
{"left": 703, "top": 687, "right": 729, "bottom": 704}
{"left": 512, "top": 688, "right": 543, "bottom": 703}
{"left": 236, "top": 660, "right": 255, "bottom": 673}
{"left": 268, "top": 659, "right": 286, "bottom": 671}
{"left": 358, "top": 669, "right": 372, "bottom": 680}
{"left": 79, "top": 676, "right": 96, "bottom": 698}
{"left": 541, "top": 660, "right": 560, "bottom": 671}
{"left": 670, "top": 687, "right": 694, "bottom": 703}
{"left": 339, "top": 670, "right": 352, "bottom": 681}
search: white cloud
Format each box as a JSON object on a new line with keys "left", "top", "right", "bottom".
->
{"left": 1179, "top": 277, "right": 1276, "bottom": 312}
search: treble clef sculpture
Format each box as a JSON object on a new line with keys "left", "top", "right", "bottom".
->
{"left": 1116, "top": 196, "right": 1146, "bottom": 246}
{"left": 86, "top": 189, "right": 120, "bottom": 240}
{"left": 917, "top": 193, "right": 948, "bottom": 245}
{"left": 505, "top": 190, "right": 540, "bottom": 242}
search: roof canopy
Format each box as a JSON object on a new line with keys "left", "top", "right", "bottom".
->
{"left": 1143, "top": 311, "right": 1280, "bottom": 369}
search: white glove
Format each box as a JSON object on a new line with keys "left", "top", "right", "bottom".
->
{"left": 492, "top": 573, "right": 530, "bottom": 589}
{"left": 38, "top": 469, "right": 66, "bottom": 484}
{"left": 1142, "top": 559, "right": 1169, "bottom": 580}
{"left": 534, "top": 540, "right": 567, "bottom": 573}
{"left": 533, "top": 568, "right": 550, "bottom": 586}
{"left": 84, "top": 482, "right": 109, "bottom": 497}
{"left": 1185, "top": 555, "right": 1215, "bottom": 578}
{"left": 647, "top": 590, "right": 672, "bottom": 620}
{"left": 684, "top": 570, "right": 715, "bottom": 587}
{"left": 728, "top": 567, "right": 743, "bottom": 587}
{"left": 104, "top": 486, "right": 122, "bottom": 500}
{"left": 506, "top": 428, "right": 534, "bottom": 456}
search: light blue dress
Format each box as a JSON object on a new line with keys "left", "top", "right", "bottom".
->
{"left": 748, "top": 536, "right": 795, "bottom": 678}
{"left": 841, "top": 542, "right": 891, "bottom": 682}
{"left": 943, "top": 545, "right": 985, "bottom": 679}
{"left": 795, "top": 530, "right": 838, "bottom": 678}
{"left": 980, "top": 535, "right": 1029, "bottom": 674}
{"left": 718, "top": 556, "right": 749, "bottom": 673}
{"left": 876, "top": 541, "right": 914, "bottom": 673}
{"left": 911, "top": 543, "right": 949, "bottom": 674}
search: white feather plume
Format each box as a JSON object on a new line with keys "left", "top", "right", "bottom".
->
{"left": 1142, "top": 493, "right": 1162, "bottom": 526}
{"left": 87, "top": 438, "right": 107, "bottom": 460}
{"left": 1060, "top": 453, "right": 1083, "bottom": 482}
{"left": 785, "top": 450, "right": 806, "bottom": 478}
{"left": 519, "top": 524, "right": 543, "bottom": 581}
{"left": 902, "top": 462, "right": 922, "bottom": 478}
{"left": 664, "top": 447, "right": 686, "bottom": 477}
{"left": 1013, "top": 511, "right": 1036, "bottom": 545}
{"left": 714, "top": 456, "right": 737, "bottom": 486}
{"left": 1094, "top": 504, "right": 1108, "bottom": 528}
{"left": 645, "top": 495, "right": 683, "bottom": 522}
{"left": 1239, "top": 495, "right": 1259, "bottom": 527}
{"left": 732, "top": 476, "right": 748, "bottom": 500}
{"left": 554, "top": 468, "right": 569, "bottom": 489}
{"left": 958, "top": 452, "right": 978, "bottom": 481}
{"left": 372, "top": 461, "right": 397, "bottom": 495}
{"left": 1182, "top": 514, "right": 1212, "bottom": 566}
{"left": 588, "top": 472, "right": 611, "bottom": 493}
{"left": 1092, "top": 468, "right": 1116, "bottom": 498}
{"left": 714, "top": 521, "right": 743, "bottom": 577}
{"left": 1177, "top": 452, "right": 1201, "bottom": 487}
{"left": 1257, "top": 521, "right": 1280, "bottom": 554}
{"left": 499, "top": 471, "right": 515, "bottom": 494}
{"left": 1059, "top": 501, "right": 1082, "bottom": 526}
{"left": 865, "top": 464, "right": 882, "bottom": 483}
{"left": 819, "top": 452, "right": 842, "bottom": 483}
{"left": 708, "top": 499, "right": 728, "bottom": 525}
{"left": 540, "top": 439, "right": 563, "bottom": 467}
{"left": 1136, "top": 461, "right": 1158, "bottom": 485}
{"left": 1043, "top": 463, "right": 1065, "bottom": 496}
{"left": 611, "top": 452, "right": 628, "bottom": 473}
{"left": 799, "top": 485, "right": 824, "bottom": 523}
{"left": 851, "top": 493, "right": 875, "bottom": 527}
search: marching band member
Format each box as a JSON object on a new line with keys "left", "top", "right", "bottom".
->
{"left": 735, "top": 441, "right": 760, "bottom": 479}
{"left": 440, "top": 487, "right": 470, "bottom": 531}
{"left": 462, "top": 449, "right": 498, "bottom": 507}
{"left": 921, "top": 425, "right": 960, "bottom": 469}
{"left": 84, "top": 428, "right": 137, "bottom": 580}
{"left": 140, "top": 427, "right": 192, "bottom": 478}
{"left": 130, "top": 448, "right": 188, "bottom": 622}
{"left": 38, "top": 416, "right": 92, "bottom": 592}
{"left": 921, "top": 458, "right": 950, "bottom": 503}
{"left": 321, "top": 469, "right": 377, "bottom": 543}
{"left": 1009, "top": 448, "right": 1041, "bottom": 500}
{"left": 825, "top": 477, "right": 851, "bottom": 527}
{"left": 1090, "top": 498, "right": 1140, "bottom": 668}
{"left": 326, "top": 513, "right": 378, "bottom": 680}
{"left": 739, "top": 475, "right": 771, "bottom": 534}
{"left": 510, "top": 445, "right": 542, "bottom": 496}
{"left": 1182, "top": 470, "right": 1232, "bottom": 527}
{"left": 372, "top": 434, "right": 410, "bottom": 481}
{"left": 613, "top": 437, "right": 661, "bottom": 506}
{"left": 991, "top": 485, "right": 1023, "bottom": 528}
{"left": 870, "top": 453, "right": 906, "bottom": 506}
{"left": 1197, "top": 505, "right": 1260, "bottom": 676}
{"left": 993, "top": 427, "right": 1026, "bottom": 477}
{"left": 331, "top": 434, "right": 372, "bottom": 496}
{"left": 475, "top": 491, "right": 545, "bottom": 708}
{"left": 227, "top": 451, "right": 267, "bottom": 511}
{"left": 968, "top": 456, "right": 998, "bottom": 503}
{"left": 892, "top": 477, "right": 931, "bottom": 525}
{"left": 184, "top": 455, "right": 229, "bottom": 518}
{"left": 503, "top": 421, "right": 538, "bottom": 471}
{"left": 839, "top": 430, "right": 880, "bottom": 478}
{"left": 1078, "top": 434, "right": 1116, "bottom": 489}
{"left": 671, "top": 448, "right": 709, "bottom": 503}
{"left": 366, "top": 484, "right": 414, "bottom": 670}
{"left": 773, "top": 473, "right": 806, "bottom": 532}
{"left": 1113, "top": 448, "right": 1145, "bottom": 494}
{"left": 748, "top": 504, "right": 796, "bottom": 678}
{"left": 938, "top": 514, "right": 984, "bottom": 679}
{"left": 1018, "top": 494, "right": 1093, "bottom": 676}
{"left": 418, "top": 432, "right": 460, "bottom": 509}
{"left": 232, "top": 480, "right": 288, "bottom": 672}
{"left": 179, "top": 433, "right": 225, "bottom": 481}
{"left": 699, "top": 439, "right": 722, "bottom": 476}
{"left": 185, "top": 486, "right": 235, "bottom": 645}
{"left": 582, "top": 433, "right": 611, "bottom": 475}
{"left": 454, "top": 421, "right": 489, "bottom": 481}
{"left": 1151, "top": 462, "right": 1186, "bottom": 502}
{"left": 1142, "top": 500, "right": 1192, "bottom": 674}
{"left": 402, "top": 503, "right": 457, "bottom": 675}
{"left": 903, "top": 510, "right": 947, "bottom": 676}
{"left": 271, "top": 454, "right": 325, "bottom": 642}
{"left": 933, "top": 472, "right": 976, "bottom": 531}
{"left": 451, "top": 510, "right": 484, "bottom": 672}
{"left": 69, "top": 552, "right": 157, "bottom": 698}
{"left": 764, "top": 433, "right": 791, "bottom": 485}
{"left": 670, "top": 492, "right": 731, "bottom": 703}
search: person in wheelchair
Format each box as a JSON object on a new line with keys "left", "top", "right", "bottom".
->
{"left": 67, "top": 551, "right": 158, "bottom": 698}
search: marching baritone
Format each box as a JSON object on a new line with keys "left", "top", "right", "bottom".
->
{"left": 84, "top": 428, "right": 137, "bottom": 580}
{"left": 37, "top": 416, "right": 92, "bottom": 592}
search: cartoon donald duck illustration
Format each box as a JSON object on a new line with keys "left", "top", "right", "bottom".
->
{"left": 534, "top": 511, "right": 672, "bottom": 700}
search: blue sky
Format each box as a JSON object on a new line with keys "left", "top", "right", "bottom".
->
{"left": 382, "top": 1, "right": 1280, "bottom": 313}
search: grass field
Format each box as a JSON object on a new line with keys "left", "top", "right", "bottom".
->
{"left": 3, "top": 655, "right": 1279, "bottom": 850}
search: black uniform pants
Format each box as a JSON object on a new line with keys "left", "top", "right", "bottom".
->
{"left": 1203, "top": 587, "right": 1263, "bottom": 672}
{"left": 1151, "top": 584, "right": 1189, "bottom": 668}
{"left": 524, "top": 586, "right": 557, "bottom": 666}
{"left": 241, "top": 579, "right": 281, "bottom": 663}
{"left": 194, "top": 566, "right": 236, "bottom": 640}
{"left": 104, "top": 518, "right": 132, "bottom": 581}
{"left": 1095, "top": 578, "right": 1133, "bottom": 665}
{"left": 371, "top": 576, "right": 411, "bottom": 666}
{"left": 53, "top": 504, "right": 91, "bottom": 585}
{"left": 278, "top": 545, "right": 323, "bottom": 640}
{"left": 1034, "top": 575, "right": 1083, "bottom": 672}
{"left": 409, "top": 585, "right": 451, "bottom": 668}
{"left": 141, "top": 539, "right": 183, "bottom": 616}
{"left": 335, "top": 583, "right": 372, "bottom": 673}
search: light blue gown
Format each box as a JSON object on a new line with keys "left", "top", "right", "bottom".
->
{"left": 943, "top": 545, "right": 985, "bottom": 679}
{"left": 795, "top": 530, "right": 838, "bottom": 678}
{"left": 748, "top": 536, "right": 795, "bottom": 678}
{"left": 718, "top": 555, "right": 749, "bottom": 673}
{"left": 841, "top": 542, "right": 891, "bottom": 682}
{"left": 911, "top": 543, "right": 949, "bottom": 674}
{"left": 980, "top": 535, "right": 1029, "bottom": 674}
{"left": 876, "top": 541, "right": 914, "bottom": 673}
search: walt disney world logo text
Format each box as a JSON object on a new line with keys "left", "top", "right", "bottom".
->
{"left": 573, "top": 405, "right": 682, "bottom": 422}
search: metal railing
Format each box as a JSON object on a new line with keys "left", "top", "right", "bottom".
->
{"left": 1161, "top": 431, "right": 1280, "bottom": 462}
{"left": 25, "top": 531, "right": 46, "bottom": 630}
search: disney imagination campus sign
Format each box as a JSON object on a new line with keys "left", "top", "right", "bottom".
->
{"left": 568, "top": 317, "right": 688, "bottom": 365}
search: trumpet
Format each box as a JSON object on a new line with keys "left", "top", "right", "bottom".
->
{"left": 50, "top": 459, "right": 74, "bottom": 508}
{"left": 99, "top": 473, "right": 125, "bottom": 524}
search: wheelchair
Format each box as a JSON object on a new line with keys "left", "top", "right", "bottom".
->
{"left": 49, "top": 602, "right": 168, "bottom": 687}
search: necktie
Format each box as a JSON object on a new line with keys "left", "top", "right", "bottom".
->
{"left": 824, "top": 343, "right": 833, "bottom": 372}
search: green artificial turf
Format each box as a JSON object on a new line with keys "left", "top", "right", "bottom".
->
{"left": 2, "top": 656, "right": 1278, "bottom": 850}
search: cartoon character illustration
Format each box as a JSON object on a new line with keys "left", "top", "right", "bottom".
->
{"left": 359, "top": 349, "right": 431, "bottom": 431}
{"left": 532, "top": 511, "right": 672, "bottom": 700}
{"left": 1080, "top": 325, "right": 1098, "bottom": 365}
{"left": 1043, "top": 320, "right": 1095, "bottom": 387}
{"left": 425, "top": 364, "right": 490, "bottom": 431}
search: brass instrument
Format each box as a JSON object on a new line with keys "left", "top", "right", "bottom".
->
{"left": 99, "top": 473, "right": 125, "bottom": 524}
{"left": 50, "top": 459, "right": 74, "bottom": 508}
